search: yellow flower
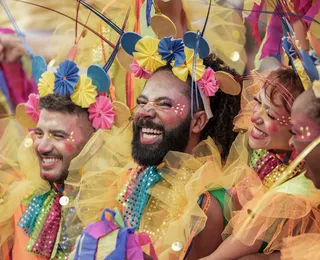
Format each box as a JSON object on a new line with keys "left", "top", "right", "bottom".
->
{"left": 313, "top": 80, "right": 320, "bottom": 99}
{"left": 37, "top": 71, "right": 54, "bottom": 97}
{"left": 133, "top": 36, "right": 166, "bottom": 72}
{"left": 71, "top": 75, "right": 97, "bottom": 108}
{"left": 172, "top": 47, "right": 205, "bottom": 82}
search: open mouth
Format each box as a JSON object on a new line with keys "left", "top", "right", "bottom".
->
{"left": 140, "top": 127, "right": 163, "bottom": 144}
{"left": 251, "top": 126, "right": 268, "bottom": 140}
{"left": 41, "top": 156, "right": 61, "bottom": 169}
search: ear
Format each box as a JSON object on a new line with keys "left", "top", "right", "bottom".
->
{"left": 190, "top": 110, "right": 209, "bottom": 134}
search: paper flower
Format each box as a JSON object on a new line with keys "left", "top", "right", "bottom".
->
{"left": 158, "top": 37, "right": 185, "bottom": 66}
{"left": 25, "top": 93, "right": 40, "bottom": 122}
{"left": 130, "top": 59, "right": 152, "bottom": 79}
{"left": 172, "top": 47, "right": 205, "bottom": 82}
{"left": 37, "top": 71, "right": 54, "bottom": 97}
{"left": 313, "top": 80, "right": 320, "bottom": 98}
{"left": 71, "top": 75, "right": 97, "bottom": 108}
{"left": 54, "top": 60, "right": 79, "bottom": 96}
{"left": 197, "top": 68, "right": 220, "bottom": 97}
{"left": 133, "top": 36, "right": 166, "bottom": 72}
{"left": 88, "top": 96, "right": 115, "bottom": 129}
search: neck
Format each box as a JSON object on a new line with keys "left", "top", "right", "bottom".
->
{"left": 184, "top": 136, "right": 201, "bottom": 154}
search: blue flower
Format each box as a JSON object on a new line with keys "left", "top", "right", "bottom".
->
{"left": 158, "top": 37, "right": 186, "bottom": 67}
{"left": 54, "top": 60, "right": 79, "bottom": 96}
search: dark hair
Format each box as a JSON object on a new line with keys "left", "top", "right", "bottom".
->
{"left": 39, "top": 94, "right": 89, "bottom": 116}
{"left": 154, "top": 54, "right": 241, "bottom": 160}
{"left": 201, "top": 54, "right": 241, "bottom": 160}
{"left": 263, "top": 67, "right": 304, "bottom": 113}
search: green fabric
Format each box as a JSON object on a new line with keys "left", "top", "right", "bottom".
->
{"left": 208, "top": 188, "right": 268, "bottom": 253}
{"left": 248, "top": 149, "right": 267, "bottom": 168}
{"left": 209, "top": 188, "right": 228, "bottom": 227}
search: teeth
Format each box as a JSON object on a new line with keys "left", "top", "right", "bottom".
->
{"left": 141, "top": 128, "right": 162, "bottom": 135}
{"left": 42, "top": 158, "right": 60, "bottom": 164}
{"left": 252, "top": 127, "right": 268, "bottom": 137}
{"left": 142, "top": 133, "right": 160, "bottom": 139}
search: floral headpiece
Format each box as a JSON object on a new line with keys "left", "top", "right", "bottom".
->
{"left": 24, "top": 59, "right": 115, "bottom": 130}
{"left": 118, "top": 32, "right": 241, "bottom": 118}
{"left": 6, "top": 0, "right": 133, "bottom": 130}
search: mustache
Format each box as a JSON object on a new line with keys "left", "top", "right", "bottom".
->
{"left": 134, "top": 118, "right": 165, "bottom": 131}
{"left": 37, "top": 152, "right": 63, "bottom": 159}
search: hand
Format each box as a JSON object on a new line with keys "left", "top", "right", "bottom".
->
{"left": 0, "top": 33, "right": 27, "bottom": 63}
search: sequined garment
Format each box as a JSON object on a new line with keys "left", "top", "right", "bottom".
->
{"left": 18, "top": 188, "right": 79, "bottom": 259}
{"left": 123, "top": 166, "right": 162, "bottom": 228}
{"left": 253, "top": 151, "right": 297, "bottom": 181}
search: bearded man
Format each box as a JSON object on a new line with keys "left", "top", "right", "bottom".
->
{"left": 73, "top": 52, "right": 242, "bottom": 259}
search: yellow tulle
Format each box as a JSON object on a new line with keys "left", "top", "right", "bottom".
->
{"left": 182, "top": 0, "right": 247, "bottom": 74}
{"left": 75, "top": 137, "right": 223, "bottom": 259}
{"left": 0, "top": 108, "right": 133, "bottom": 258}
{"left": 172, "top": 47, "right": 205, "bottom": 82}
{"left": 281, "top": 233, "right": 320, "bottom": 260}
{"left": 133, "top": 36, "right": 166, "bottom": 72}
{"left": 71, "top": 75, "right": 97, "bottom": 108}
{"left": 37, "top": 71, "right": 55, "bottom": 97}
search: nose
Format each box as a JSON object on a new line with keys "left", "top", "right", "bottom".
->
{"left": 138, "top": 103, "right": 156, "bottom": 119}
{"left": 288, "top": 136, "right": 295, "bottom": 150}
{"left": 251, "top": 106, "right": 264, "bottom": 125}
{"left": 35, "top": 135, "right": 54, "bottom": 154}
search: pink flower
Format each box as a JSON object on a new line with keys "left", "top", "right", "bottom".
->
{"left": 88, "top": 96, "right": 115, "bottom": 129}
{"left": 25, "top": 93, "right": 40, "bottom": 122}
{"left": 130, "top": 59, "right": 152, "bottom": 79}
{"left": 197, "top": 68, "right": 220, "bottom": 97}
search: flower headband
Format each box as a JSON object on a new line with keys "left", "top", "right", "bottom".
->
{"left": 24, "top": 59, "right": 115, "bottom": 130}
{"left": 118, "top": 32, "right": 241, "bottom": 118}
{"left": 1, "top": 0, "right": 132, "bottom": 130}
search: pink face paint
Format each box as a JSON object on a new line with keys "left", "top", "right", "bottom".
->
{"left": 64, "top": 142, "right": 74, "bottom": 152}
{"left": 267, "top": 121, "right": 278, "bottom": 133}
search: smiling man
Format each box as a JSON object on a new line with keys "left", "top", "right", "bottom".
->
{"left": 33, "top": 94, "right": 94, "bottom": 184}
{"left": 112, "top": 52, "right": 242, "bottom": 259}
{"left": 0, "top": 91, "right": 132, "bottom": 260}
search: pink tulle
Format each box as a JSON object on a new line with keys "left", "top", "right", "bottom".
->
{"left": 25, "top": 93, "right": 40, "bottom": 122}
{"left": 197, "top": 68, "right": 220, "bottom": 97}
{"left": 130, "top": 59, "right": 152, "bottom": 79}
{"left": 88, "top": 96, "right": 115, "bottom": 129}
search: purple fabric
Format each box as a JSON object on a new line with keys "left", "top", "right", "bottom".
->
{"left": 260, "top": 13, "right": 282, "bottom": 60}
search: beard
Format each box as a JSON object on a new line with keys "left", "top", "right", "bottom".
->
{"left": 131, "top": 115, "right": 191, "bottom": 166}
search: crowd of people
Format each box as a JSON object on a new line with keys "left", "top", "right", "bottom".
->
{"left": 0, "top": 0, "right": 320, "bottom": 259}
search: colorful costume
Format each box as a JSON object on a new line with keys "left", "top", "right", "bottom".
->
{"left": 69, "top": 1, "right": 243, "bottom": 258}
{"left": 0, "top": 1, "right": 137, "bottom": 258}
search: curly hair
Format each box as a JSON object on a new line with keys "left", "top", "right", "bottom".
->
{"left": 154, "top": 54, "right": 241, "bottom": 160}
{"left": 201, "top": 54, "right": 241, "bottom": 160}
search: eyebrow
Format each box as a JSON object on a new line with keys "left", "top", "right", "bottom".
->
{"left": 137, "top": 95, "right": 174, "bottom": 103}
